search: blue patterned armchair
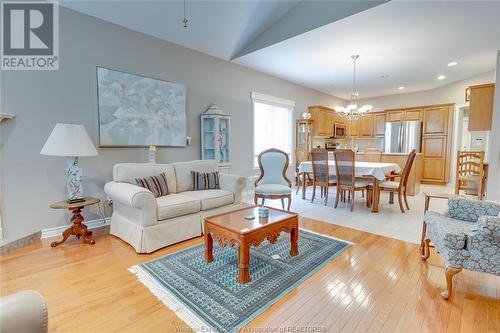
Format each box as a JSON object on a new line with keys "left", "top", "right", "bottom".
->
{"left": 421, "top": 196, "right": 500, "bottom": 299}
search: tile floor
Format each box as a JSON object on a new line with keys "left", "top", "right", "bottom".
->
{"left": 243, "top": 184, "right": 455, "bottom": 244}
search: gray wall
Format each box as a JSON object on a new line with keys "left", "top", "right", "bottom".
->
{"left": 486, "top": 51, "right": 500, "bottom": 201}
{"left": 0, "top": 8, "right": 345, "bottom": 238}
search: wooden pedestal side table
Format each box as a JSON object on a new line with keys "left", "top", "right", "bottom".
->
{"left": 50, "top": 197, "right": 100, "bottom": 247}
{"left": 204, "top": 206, "right": 299, "bottom": 284}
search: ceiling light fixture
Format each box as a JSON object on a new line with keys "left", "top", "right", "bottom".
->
{"left": 334, "top": 55, "right": 373, "bottom": 120}
{"left": 437, "top": 75, "right": 446, "bottom": 80}
{"left": 447, "top": 61, "right": 458, "bottom": 67}
{"left": 397, "top": 86, "right": 405, "bottom": 90}
{"left": 182, "top": 0, "right": 188, "bottom": 28}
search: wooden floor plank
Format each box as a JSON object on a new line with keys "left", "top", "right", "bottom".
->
{"left": 1, "top": 218, "right": 498, "bottom": 333}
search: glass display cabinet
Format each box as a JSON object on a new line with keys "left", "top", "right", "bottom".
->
{"left": 295, "top": 119, "right": 314, "bottom": 155}
{"left": 201, "top": 104, "right": 231, "bottom": 173}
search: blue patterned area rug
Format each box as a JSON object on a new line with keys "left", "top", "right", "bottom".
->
{"left": 130, "top": 229, "right": 350, "bottom": 333}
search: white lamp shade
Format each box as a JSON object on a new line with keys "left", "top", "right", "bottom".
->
{"left": 40, "top": 123, "right": 98, "bottom": 157}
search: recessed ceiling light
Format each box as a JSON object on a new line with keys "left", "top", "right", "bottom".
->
{"left": 437, "top": 75, "right": 446, "bottom": 80}
{"left": 379, "top": 75, "right": 389, "bottom": 79}
{"left": 397, "top": 86, "right": 405, "bottom": 90}
{"left": 447, "top": 61, "right": 458, "bottom": 67}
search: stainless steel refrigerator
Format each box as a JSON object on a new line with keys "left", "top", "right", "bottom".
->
{"left": 384, "top": 121, "right": 422, "bottom": 153}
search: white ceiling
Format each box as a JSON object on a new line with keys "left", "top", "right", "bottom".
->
{"left": 61, "top": 1, "right": 500, "bottom": 99}
{"left": 234, "top": 1, "right": 500, "bottom": 98}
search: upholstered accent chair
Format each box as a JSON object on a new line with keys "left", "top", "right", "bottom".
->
{"left": 254, "top": 148, "right": 292, "bottom": 210}
{"left": 421, "top": 196, "right": 500, "bottom": 299}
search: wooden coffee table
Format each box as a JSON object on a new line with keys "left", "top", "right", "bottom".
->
{"left": 204, "top": 206, "right": 299, "bottom": 284}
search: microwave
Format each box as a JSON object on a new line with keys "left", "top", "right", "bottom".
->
{"left": 333, "top": 123, "right": 346, "bottom": 138}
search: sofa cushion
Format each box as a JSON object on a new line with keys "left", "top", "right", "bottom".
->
{"left": 135, "top": 173, "right": 170, "bottom": 198}
{"left": 171, "top": 160, "right": 218, "bottom": 192}
{"left": 113, "top": 163, "right": 177, "bottom": 194}
{"left": 156, "top": 194, "right": 201, "bottom": 221}
{"left": 254, "top": 184, "right": 291, "bottom": 195}
{"left": 183, "top": 190, "right": 234, "bottom": 211}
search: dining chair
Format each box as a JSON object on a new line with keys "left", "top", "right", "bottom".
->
{"left": 294, "top": 148, "right": 313, "bottom": 194}
{"left": 333, "top": 149, "right": 372, "bottom": 212}
{"left": 254, "top": 148, "right": 292, "bottom": 210}
{"left": 310, "top": 148, "right": 337, "bottom": 205}
{"left": 377, "top": 149, "right": 417, "bottom": 213}
{"left": 363, "top": 148, "right": 382, "bottom": 162}
{"left": 455, "top": 150, "right": 486, "bottom": 200}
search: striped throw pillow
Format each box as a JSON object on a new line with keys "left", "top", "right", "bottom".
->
{"left": 135, "top": 173, "right": 169, "bottom": 198}
{"left": 192, "top": 171, "right": 220, "bottom": 190}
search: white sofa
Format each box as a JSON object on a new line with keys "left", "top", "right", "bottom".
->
{"left": 104, "top": 160, "right": 247, "bottom": 253}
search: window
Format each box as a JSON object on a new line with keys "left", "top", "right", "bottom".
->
{"left": 252, "top": 92, "right": 294, "bottom": 168}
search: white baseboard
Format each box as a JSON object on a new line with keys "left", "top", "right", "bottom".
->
{"left": 41, "top": 217, "right": 111, "bottom": 239}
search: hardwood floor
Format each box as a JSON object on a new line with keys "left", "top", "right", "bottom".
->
{"left": 1, "top": 219, "right": 498, "bottom": 333}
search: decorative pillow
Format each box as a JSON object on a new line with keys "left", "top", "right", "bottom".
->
{"left": 135, "top": 173, "right": 169, "bottom": 198}
{"left": 191, "top": 171, "right": 220, "bottom": 190}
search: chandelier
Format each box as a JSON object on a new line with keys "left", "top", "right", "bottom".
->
{"left": 335, "top": 55, "right": 373, "bottom": 120}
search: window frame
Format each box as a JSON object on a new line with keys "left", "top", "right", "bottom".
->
{"left": 251, "top": 92, "right": 295, "bottom": 170}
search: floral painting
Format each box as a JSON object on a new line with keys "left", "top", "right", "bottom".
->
{"left": 97, "top": 67, "right": 187, "bottom": 147}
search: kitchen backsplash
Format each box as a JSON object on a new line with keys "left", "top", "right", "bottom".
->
{"left": 313, "top": 137, "right": 384, "bottom": 151}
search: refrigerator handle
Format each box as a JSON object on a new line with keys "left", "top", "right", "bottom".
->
{"left": 398, "top": 125, "right": 403, "bottom": 152}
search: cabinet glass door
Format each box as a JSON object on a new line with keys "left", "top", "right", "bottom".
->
{"left": 203, "top": 117, "right": 216, "bottom": 160}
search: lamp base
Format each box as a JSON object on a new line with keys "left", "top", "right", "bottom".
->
{"left": 66, "top": 157, "right": 84, "bottom": 202}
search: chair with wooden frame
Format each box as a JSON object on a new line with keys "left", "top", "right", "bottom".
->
{"left": 455, "top": 151, "right": 486, "bottom": 200}
{"left": 294, "top": 148, "right": 313, "bottom": 194}
{"left": 377, "top": 149, "right": 417, "bottom": 213}
{"left": 254, "top": 148, "right": 292, "bottom": 210}
{"left": 333, "top": 149, "right": 372, "bottom": 212}
{"left": 363, "top": 148, "right": 383, "bottom": 162}
{"left": 309, "top": 148, "right": 337, "bottom": 205}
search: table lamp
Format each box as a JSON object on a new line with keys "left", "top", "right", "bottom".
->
{"left": 40, "top": 123, "right": 98, "bottom": 203}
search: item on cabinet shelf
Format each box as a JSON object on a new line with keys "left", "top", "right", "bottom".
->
{"left": 96, "top": 67, "right": 187, "bottom": 147}
{"left": 148, "top": 145, "right": 156, "bottom": 163}
{"left": 40, "top": 123, "right": 98, "bottom": 203}
{"left": 334, "top": 55, "right": 373, "bottom": 120}
{"left": 201, "top": 103, "right": 231, "bottom": 169}
{"left": 468, "top": 83, "right": 495, "bottom": 131}
{"left": 384, "top": 120, "right": 422, "bottom": 154}
{"left": 302, "top": 112, "right": 312, "bottom": 120}
{"left": 465, "top": 87, "right": 471, "bottom": 102}
{"left": 49, "top": 197, "right": 100, "bottom": 247}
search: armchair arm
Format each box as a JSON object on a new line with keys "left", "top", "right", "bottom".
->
{"left": 446, "top": 196, "right": 500, "bottom": 222}
{"left": 219, "top": 174, "right": 247, "bottom": 204}
{"left": 104, "top": 181, "right": 157, "bottom": 227}
{"left": 0, "top": 291, "right": 48, "bottom": 333}
{"left": 475, "top": 215, "right": 500, "bottom": 240}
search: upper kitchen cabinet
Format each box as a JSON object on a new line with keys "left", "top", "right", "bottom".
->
{"left": 348, "top": 118, "right": 359, "bottom": 137}
{"left": 468, "top": 83, "right": 495, "bottom": 131}
{"left": 374, "top": 112, "right": 386, "bottom": 137}
{"left": 308, "top": 106, "right": 334, "bottom": 136}
{"left": 404, "top": 108, "right": 423, "bottom": 121}
{"left": 386, "top": 110, "right": 404, "bottom": 122}
{"left": 359, "top": 114, "right": 374, "bottom": 137}
{"left": 423, "top": 105, "right": 451, "bottom": 135}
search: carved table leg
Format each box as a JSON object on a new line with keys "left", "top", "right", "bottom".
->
{"left": 290, "top": 225, "right": 299, "bottom": 256}
{"left": 442, "top": 266, "right": 462, "bottom": 300}
{"left": 237, "top": 241, "right": 251, "bottom": 284}
{"left": 51, "top": 206, "right": 95, "bottom": 247}
{"left": 205, "top": 232, "right": 214, "bottom": 263}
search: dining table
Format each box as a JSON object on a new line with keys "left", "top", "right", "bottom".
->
{"left": 298, "top": 160, "right": 401, "bottom": 212}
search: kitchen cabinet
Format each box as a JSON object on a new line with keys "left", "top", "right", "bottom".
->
{"left": 386, "top": 110, "right": 404, "bottom": 122}
{"left": 348, "top": 119, "right": 359, "bottom": 137}
{"left": 325, "top": 112, "right": 335, "bottom": 136}
{"left": 468, "top": 83, "right": 495, "bottom": 131}
{"left": 374, "top": 112, "right": 386, "bottom": 137}
{"left": 359, "top": 114, "right": 374, "bottom": 137}
{"left": 421, "top": 104, "right": 454, "bottom": 184}
{"left": 308, "top": 106, "right": 341, "bottom": 137}
{"left": 404, "top": 108, "right": 423, "bottom": 121}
